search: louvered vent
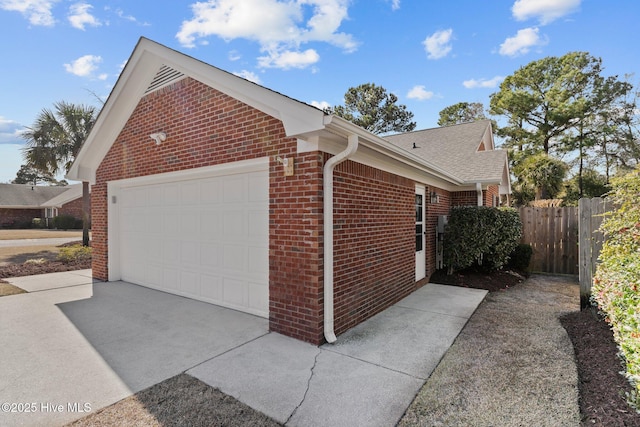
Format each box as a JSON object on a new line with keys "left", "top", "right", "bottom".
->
{"left": 145, "top": 65, "right": 185, "bottom": 94}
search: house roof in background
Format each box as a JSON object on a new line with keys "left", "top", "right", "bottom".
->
{"left": 40, "top": 183, "right": 86, "bottom": 208}
{"left": 0, "top": 184, "right": 79, "bottom": 208}
{"left": 384, "top": 120, "right": 508, "bottom": 184}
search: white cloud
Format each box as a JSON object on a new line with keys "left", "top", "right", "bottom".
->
{"left": 390, "top": 0, "right": 400, "bottom": 11}
{"left": 463, "top": 76, "right": 505, "bottom": 89}
{"left": 423, "top": 28, "right": 453, "bottom": 60}
{"left": 233, "top": 70, "right": 261, "bottom": 84}
{"left": 311, "top": 100, "right": 331, "bottom": 110}
{"left": 0, "top": 0, "right": 58, "bottom": 26}
{"left": 499, "top": 27, "right": 547, "bottom": 56}
{"left": 228, "top": 50, "right": 242, "bottom": 61}
{"left": 407, "top": 85, "right": 434, "bottom": 100}
{"left": 258, "top": 48, "right": 320, "bottom": 69}
{"left": 0, "top": 116, "right": 23, "bottom": 144}
{"left": 512, "top": 0, "right": 581, "bottom": 25}
{"left": 68, "top": 3, "right": 101, "bottom": 30}
{"left": 63, "top": 54, "right": 103, "bottom": 78}
{"left": 176, "top": 0, "right": 357, "bottom": 70}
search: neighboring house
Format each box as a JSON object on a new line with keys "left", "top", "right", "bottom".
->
{"left": 67, "top": 37, "right": 510, "bottom": 345}
{"left": 0, "top": 183, "right": 89, "bottom": 228}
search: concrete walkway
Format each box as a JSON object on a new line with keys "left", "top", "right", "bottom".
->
{"left": 1, "top": 271, "right": 486, "bottom": 427}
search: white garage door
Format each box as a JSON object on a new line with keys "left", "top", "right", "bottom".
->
{"left": 114, "top": 164, "right": 269, "bottom": 318}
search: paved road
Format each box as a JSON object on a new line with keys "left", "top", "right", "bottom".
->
{"left": 0, "top": 237, "right": 81, "bottom": 248}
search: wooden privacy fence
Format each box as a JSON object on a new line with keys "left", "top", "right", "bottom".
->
{"left": 578, "top": 197, "right": 610, "bottom": 308}
{"left": 518, "top": 198, "right": 611, "bottom": 308}
{"left": 519, "top": 206, "right": 579, "bottom": 275}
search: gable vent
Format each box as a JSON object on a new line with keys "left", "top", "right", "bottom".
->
{"left": 145, "top": 65, "right": 185, "bottom": 94}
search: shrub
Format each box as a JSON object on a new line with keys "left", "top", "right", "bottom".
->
{"left": 592, "top": 167, "right": 640, "bottom": 411}
{"left": 57, "top": 245, "right": 92, "bottom": 264}
{"left": 508, "top": 243, "right": 533, "bottom": 273}
{"left": 53, "top": 215, "right": 81, "bottom": 230}
{"left": 443, "top": 206, "right": 522, "bottom": 273}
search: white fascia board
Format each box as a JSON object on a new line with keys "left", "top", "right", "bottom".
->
{"left": 67, "top": 37, "right": 326, "bottom": 184}
{"left": 67, "top": 43, "right": 163, "bottom": 183}
{"left": 142, "top": 39, "right": 326, "bottom": 137}
{"left": 315, "top": 115, "right": 466, "bottom": 188}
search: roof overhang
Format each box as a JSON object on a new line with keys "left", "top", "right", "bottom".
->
{"left": 67, "top": 37, "right": 326, "bottom": 184}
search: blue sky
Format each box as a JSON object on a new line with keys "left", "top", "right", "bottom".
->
{"left": 1, "top": 0, "right": 638, "bottom": 183}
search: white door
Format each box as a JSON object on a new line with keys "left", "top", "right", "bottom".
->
{"left": 113, "top": 161, "right": 269, "bottom": 318}
{"left": 415, "top": 185, "right": 426, "bottom": 281}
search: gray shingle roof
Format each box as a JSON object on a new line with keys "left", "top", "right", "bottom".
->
{"left": 0, "top": 184, "right": 70, "bottom": 208}
{"left": 383, "top": 120, "right": 508, "bottom": 183}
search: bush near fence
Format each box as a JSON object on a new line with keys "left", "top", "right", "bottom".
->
{"left": 443, "top": 206, "right": 522, "bottom": 273}
{"left": 592, "top": 167, "right": 640, "bottom": 411}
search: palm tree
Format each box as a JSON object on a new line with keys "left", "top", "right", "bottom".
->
{"left": 22, "top": 101, "right": 97, "bottom": 246}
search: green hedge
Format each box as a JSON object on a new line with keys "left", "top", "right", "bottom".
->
{"left": 53, "top": 215, "right": 82, "bottom": 230}
{"left": 592, "top": 167, "right": 640, "bottom": 411}
{"left": 443, "top": 206, "right": 522, "bottom": 273}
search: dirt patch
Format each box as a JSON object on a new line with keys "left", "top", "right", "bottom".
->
{"left": 429, "top": 267, "right": 526, "bottom": 292}
{"left": 66, "top": 374, "right": 280, "bottom": 427}
{"left": 0, "top": 282, "right": 27, "bottom": 296}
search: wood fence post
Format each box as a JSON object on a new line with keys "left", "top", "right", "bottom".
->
{"left": 579, "top": 198, "right": 592, "bottom": 309}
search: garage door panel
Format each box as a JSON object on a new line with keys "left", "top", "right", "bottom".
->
{"left": 181, "top": 181, "right": 200, "bottom": 204}
{"left": 163, "top": 183, "right": 180, "bottom": 205}
{"left": 222, "top": 277, "right": 247, "bottom": 308}
{"left": 223, "top": 210, "right": 245, "bottom": 237}
{"left": 248, "top": 282, "right": 269, "bottom": 313}
{"left": 162, "top": 211, "right": 180, "bottom": 236}
{"left": 181, "top": 212, "right": 199, "bottom": 237}
{"left": 248, "top": 246, "right": 269, "bottom": 275}
{"left": 117, "top": 166, "right": 268, "bottom": 318}
{"left": 223, "top": 176, "right": 245, "bottom": 202}
{"left": 180, "top": 241, "right": 200, "bottom": 266}
{"left": 200, "top": 242, "right": 222, "bottom": 268}
{"left": 180, "top": 271, "right": 201, "bottom": 295}
{"left": 223, "top": 244, "right": 246, "bottom": 272}
{"left": 200, "top": 179, "right": 222, "bottom": 204}
{"left": 200, "top": 274, "right": 222, "bottom": 300}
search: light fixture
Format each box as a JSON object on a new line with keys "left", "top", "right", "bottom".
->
{"left": 430, "top": 191, "right": 440, "bottom": 204}
{"left": 149, "top": 132, "right": 167, "bottom": 145}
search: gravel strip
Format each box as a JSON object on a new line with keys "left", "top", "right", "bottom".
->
{"left": 400, "top": 275, "right": 581, "bottom": 427}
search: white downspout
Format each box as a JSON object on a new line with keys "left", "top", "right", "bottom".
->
{"left": 324, "top": 133, "right": 359, "bottom": 343}
{"left": 476, "top": 182, "right": 483, "bottom": 206}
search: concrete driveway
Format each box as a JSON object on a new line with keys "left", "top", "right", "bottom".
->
{"left": 0, "top": 272, "right": 486, "bottom": 427}
{"left": 0, "top": 277, "right": 269, "bottom": 426}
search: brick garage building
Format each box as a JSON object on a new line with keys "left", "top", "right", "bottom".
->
{"left": 68, "top": 38, "right": 510, "bottom": 345}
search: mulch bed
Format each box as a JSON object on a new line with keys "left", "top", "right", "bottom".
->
{"left": 561, "top": 307, "right": 640, "bottom": 426}
{"left": 0, "top": 259, "right": 91, "bottom": 280}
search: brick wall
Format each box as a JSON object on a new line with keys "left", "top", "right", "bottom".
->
{"left": 331, "top": 159, "right": 417, "bottom": 336}
{"left": 0, "top": 208, "right": 42, "bottom": 228}
{"left": 425, "top": 188, "right": 450, "bottom": 278}
{"left": 59, "top": 197, "right": 88, "bottom": 220}
{"left": 451, "top": 190, "right": 478, "bottom": 206}
{"left": 93, "top": 77, "right": 323, "bottom": 343}
{"left": 484, "top": 185, "right": 499, "bottom": 206}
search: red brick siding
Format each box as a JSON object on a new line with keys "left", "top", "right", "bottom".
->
{"left": 451, "top": 187, "right": 500, "bottom": 207}
{"left": 58, "top": 197, "right": 88, "bottom": 220}
{"left": 451, "top": 190, "right": 478, "bottom": 206}
{"left": 484, "top": 185, "right": 499, "bottom": 206}
{"left": 0, "top": 208, "right": 42, "bottom": 227}
{"left": 425, "top": 188, "right": 450, "bottom": 277}
{"left": 93, "top": 77, "right": 323, "bottom": 344}
{"left": 331, "top": 159, "right": 416, "bottom": 336}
